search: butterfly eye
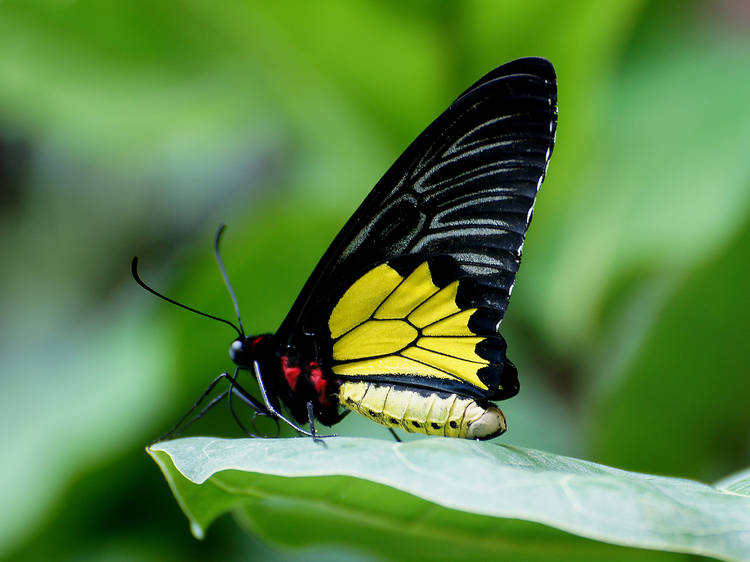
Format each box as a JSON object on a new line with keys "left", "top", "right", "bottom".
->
{"left": 229, "top": 339, "right": 245, "bottom": 363}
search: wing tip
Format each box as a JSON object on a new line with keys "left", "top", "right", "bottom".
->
{"left": 501, "top": 56, "right": 557, "bottom": 83}
{"left": 457, "top": 57, "right": 557, "bottom": 103}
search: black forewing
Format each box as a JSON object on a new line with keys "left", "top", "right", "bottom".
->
{"left": 277, "top": 57, "right": 557, "bottom": 351}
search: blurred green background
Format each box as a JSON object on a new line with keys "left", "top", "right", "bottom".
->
{"left": 1, "top": 1, "right": 749, "bottom": 560}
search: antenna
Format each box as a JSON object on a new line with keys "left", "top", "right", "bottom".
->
{"left": 214, "top": 224, "right": 245, "bottom": 337}
{"left": 131, "top": 257, "right": 243, "bottom": 338}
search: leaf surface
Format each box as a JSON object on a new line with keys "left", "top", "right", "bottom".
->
{"left": 149, "top": 437, "right": 750, "bottom": 561}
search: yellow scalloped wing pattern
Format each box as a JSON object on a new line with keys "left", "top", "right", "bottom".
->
{"left": 329, "top": 263, "right": 402, "bottom": 338}
{"left": 329, "top": 261, "right": 490, "bottom": 391}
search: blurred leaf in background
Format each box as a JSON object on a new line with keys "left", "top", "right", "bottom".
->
{"left": 0, "top": 0, "right": 748, "bottom": 560}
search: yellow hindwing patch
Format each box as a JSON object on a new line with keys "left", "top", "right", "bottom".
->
{"left": 416, "top": 336, "right": 485, "bottom": 362}
{"left": 407, "top": 281, "right": 461, "bottom": 328}
{"left": 329, "top": 263, "right": 402, "bottom": 338}
{"left": 333, "top": 320, "right": 417, "bottom": 360}
{"left": 375, "top": 261, "right": 438, "bottom": 319}
{"left": 329, "top": 260, "right": 491, "bottom": 391}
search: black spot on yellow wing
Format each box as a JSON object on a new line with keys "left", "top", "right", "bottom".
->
{"left": 329, "top": 257, "right": 517, "bottom": 398}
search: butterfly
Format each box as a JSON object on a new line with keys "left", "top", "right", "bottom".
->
{"left": 135, "top": 57, "right": 557, "bottom": 442}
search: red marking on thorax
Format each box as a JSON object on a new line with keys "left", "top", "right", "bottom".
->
{"left": 280, "top": 355, "right": 301, "bottom": 390}
{"left": 308, "top": 361, "right": 331, "bottom": 407}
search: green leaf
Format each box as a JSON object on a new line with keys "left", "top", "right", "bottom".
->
{"left": 716, "top": 467, "right": 750, "bottom": 496}
{"left": 149, "top": 437, "right": 749, "bottom": 561}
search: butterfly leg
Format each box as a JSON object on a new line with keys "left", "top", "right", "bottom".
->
{"left": 227, "top": 369, "right": 268, "bottom": 438}
{"left": 151, "top": 372, "right": 237, "bottom": 444}
{"left": 252, "top": 361, "right": 338, "bottom": 440}
{"left": 227, "top": 364, "right": 281, "bottom": 437}
{"left": 151, "top": 370, "right": 275, "bottom": 444}
{"left": 151, "top": 388, "right": 230, "bottom": 445}
{"left": 251, "top": 409, "right": 281, "bottom": 438}
{"left": 253, "top": 360, "right": 316, "bottom": 437}
{"left": 388, "top": 427, "right": 402, "bottom": 443}
{"left": 306, "top": 401, "right": 327, "bottom": 446}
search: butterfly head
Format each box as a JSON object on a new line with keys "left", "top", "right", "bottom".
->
{"left": 229, "top": 334, "right": 274, "bottom": 369}
{"left": 229, "top": 337, "right": 248, "bottom": 366}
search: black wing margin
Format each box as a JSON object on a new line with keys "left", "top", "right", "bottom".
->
{"left": 278, "top": 57, "right": 557, "bottom": 350}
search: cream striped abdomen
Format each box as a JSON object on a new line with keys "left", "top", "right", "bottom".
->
{"left": 337, "top": 381, "right": 507, "bottom": 440}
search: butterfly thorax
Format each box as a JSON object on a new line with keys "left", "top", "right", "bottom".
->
{"left": 230, "top": 334, "right": 341, "bottom": 427}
